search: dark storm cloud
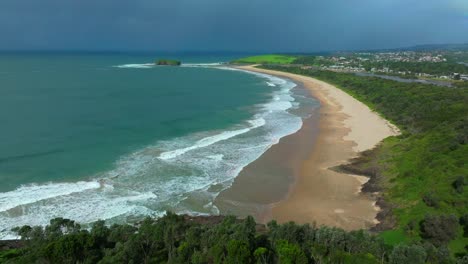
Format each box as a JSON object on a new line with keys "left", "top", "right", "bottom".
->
{"left": 0, "top": 0, "right": 466, "bottom": 52}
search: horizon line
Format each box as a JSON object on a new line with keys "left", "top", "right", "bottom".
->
{"left": 0, "top": 42, "right": 467, "bottom": 55}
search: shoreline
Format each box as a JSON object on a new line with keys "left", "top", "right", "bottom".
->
{"left": 216, "top": 65, "right": 399, "bottom": 230}
{"left": 214, "top": 100, "right": 320, "bottom": 222}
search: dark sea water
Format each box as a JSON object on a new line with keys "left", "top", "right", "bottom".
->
{"left": 0, "top": 53, "right": 316, "bottom": 238}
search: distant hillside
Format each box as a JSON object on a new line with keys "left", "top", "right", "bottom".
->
{"left": 404, "top": 43, "right": 468, "bottom": 52}
{"left": 317, "top": 43, "right": 468, "bottom": 55}
{"left": 360, "top": 43, "right": 468, "bottom": 53}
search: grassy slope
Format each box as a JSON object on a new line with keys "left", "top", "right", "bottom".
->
{"left": 260, "top": 65, "right": 468, "bottom": 255}
{"left": 232, "top": 54, "right": 297, "bottom": 64}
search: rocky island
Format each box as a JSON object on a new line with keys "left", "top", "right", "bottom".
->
{"left": 156, "top": 59, "right": 181, "bottom": 66}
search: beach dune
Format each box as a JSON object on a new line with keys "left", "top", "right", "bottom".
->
{"left": 217, "top": 65, "right": 399, "bottom": 230}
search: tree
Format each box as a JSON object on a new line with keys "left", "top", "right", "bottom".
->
{"left": 420, "top": 214, "right": 459, "bottom": 246}
{"left": 46, "top": 232, "right": 94, "bottom": 264}
{"left": 225, "top": 240, "right": 251, "bottom": 264}
{"left": 423, "top": 243, "right": 452, "bottom": 264}
{"left": 254, "top": 247, "right": 269, "bottom": 264}
{"left": 45, "top": 218, "right": 81, "bottom": 239}
{"left": 90, "top": 220, "right": 110, "bottom": 248}
{"left": 275, "top": 240, "right": 307, "bottom": 264}
{"left": 389, "top": 244, "right": 427, "bottom": 264}
{"left": 191, "top": 250, "right": 206, "bottom": 264}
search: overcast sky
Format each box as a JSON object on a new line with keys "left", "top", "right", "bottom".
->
{"left": 1, "top": 0, "right": 467, "bottom": 52}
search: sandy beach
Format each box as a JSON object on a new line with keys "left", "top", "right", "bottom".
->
{"left": 216, "top": 65, "right": 399, "bottom": 230}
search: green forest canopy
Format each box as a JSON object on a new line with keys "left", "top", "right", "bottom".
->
{"left": 2, "top": 213, "right": 465, "bottom": 263}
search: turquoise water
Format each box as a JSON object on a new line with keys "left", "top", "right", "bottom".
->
{"left": 0, "top": 54, "right": 268, "bottom": 191}
{"left": 0, "top": 53, "right": 315, "bottom": 238}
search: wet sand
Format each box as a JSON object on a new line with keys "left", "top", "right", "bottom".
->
{"left": 215, "top": 66, "right": 399, "bottom": 230}
{"left": 215, "top": 103, "right": 320, "bottom": 221}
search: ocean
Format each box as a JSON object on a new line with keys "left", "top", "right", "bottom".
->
{"left": 0, "top": 53, "right": 317, "bottom": 238}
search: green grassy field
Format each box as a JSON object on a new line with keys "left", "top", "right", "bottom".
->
{"left": 231, "top": 54, "right": 297, "bottom": 64}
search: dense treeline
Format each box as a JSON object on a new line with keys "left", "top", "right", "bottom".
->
{"left": 2, "top": 213, "right": 466, "bottom": 263}
{"left": 359, "top": 61, "right": 468, "bottom": 75}
{"left": 292, "top": 57, "right": 334, "bottom": 67}
{"left": 446, "top": 52, "right": 468, "bottom": 64}
{"left": 262, "top": 65, "right": 468, "bottom": 256}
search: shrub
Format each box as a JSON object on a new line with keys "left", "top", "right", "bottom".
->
{"left": 254, "top": 247, "right": 269, "bottom": 264}
{"left": 422, "top": 193, "right": 440, "bottom": 208}
{"left": 225, "top": 240, "right": 250, "bottom": 264}
{"left": 453, "top": 176, "right": 466, "bottom": 194}
{"left": 420, "top": 214, "right": 459, "bottom": 246}
{"left": 275, "top": 240, "right": 308, "bottom": 264}
{"left": 389, "top": 244, "right": 427, "bottom": 264}
{"left": 460, "top": 214, "right": 468, "bottom": 237}
{"left": 423, "top": 243, "right": 451, "bottom": 264}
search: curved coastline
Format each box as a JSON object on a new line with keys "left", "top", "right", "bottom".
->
{"left": 0, "top": 63, "right": 306, "bottom": 239}
{"left": 216, "top": 65, "right": 400, "bottom": 230}
{"left": 0, "top": 61, "right": 401, "bottom": 239}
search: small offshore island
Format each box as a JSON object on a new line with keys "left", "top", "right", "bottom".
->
{"left": 156, "top": 59, "right": 181, "bottom": 66}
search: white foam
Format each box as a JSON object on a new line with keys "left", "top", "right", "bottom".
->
{"left": 247, "top": 117, "right": 266, "bottom": 127}
{"left": 0, "top": 190, "right": 159, "bottom": 239}
{"left": 159, "top": 118, "right": 265, "bottom": 160}
{"left": 0, "top": 63, "right": 313, "bottom": 239}
{"left": 207, "top": 154, "right": 224, "bottom": 161}
{"left": 113, "top": 63, "right": 154, "bottom": 69}
{"left": 1, "top": 234, "right": 20, "bottom": 240}
{"left": 182, "top": 63, "right": 224, "bottom": 67}
{"left": 266, "top": 82, "right": 276, "bottom": 87}
{"left": 158, "top": 129, "right": 247, "bottom": 160}
{"left": 219, "top": 67, "right": 292, "bottom": 90}
{"left": 0, "top": 181, "right": 101, "bottom": 212}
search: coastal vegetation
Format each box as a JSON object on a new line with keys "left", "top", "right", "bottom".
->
{"left": 231, "top": 55, "right": 297, "bottom": 65}
{"left": 156, "top": 59, "right": 181, "bottom": 66}
{"left": 260, "top": 65, "right": 468, "bottom": 257}
{"left": 2, "top": 213, "right": 464, "bottom": 263}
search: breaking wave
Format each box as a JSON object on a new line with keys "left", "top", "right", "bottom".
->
{"left": 159, "top": 118, "right": 265, "bottom": 160}
{"left": 113, "top": 63, "right": 154, "bottom": 69}
{"left": 0, "top": 63, "right": 314, "bottom": 239}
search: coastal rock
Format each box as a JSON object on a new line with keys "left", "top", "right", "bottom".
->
{"left": 155, "top": 59, "right": 181, "bottom": 66}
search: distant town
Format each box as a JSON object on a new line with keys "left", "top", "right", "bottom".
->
{"left": 233, "top": 46, "right": 468, "bottom": 84}
{"left": 308, "top": 51, "right": 468, "bottom": 81}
